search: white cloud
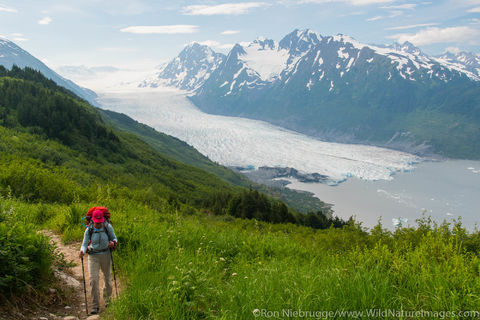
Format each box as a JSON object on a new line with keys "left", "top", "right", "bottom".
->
{"left": 444, "top": 46, "right": 461, "bottom": 54}
{"left": 182, "top": 2, "right": 267, "bottom": 15}
{"left": 386, "top": 23, "right": 439, "bottom": 30}
{"left": 38, "top": 17, "right": 52, "bottom": 25}
{"left": 388, "top": 26, "right": 480, "bottom": 45}
{"left": 299, "top": 0, "right": 395, "bottom": 6}
{"left": 13, "top": 37, "right": 28, "bottom": 42}
{"left": 120, "top": 25, "right": 199, "bottom": 34}
{"left": 366, "top": 15, "right": 383, "bottom": 21}
{"left": 0, "top": 5, "right": 16, "bottom": 12}
{"left": 338, "top": 10, "right": 365, "bottom": 17}
{"left": 468, "top": 6, "right": 480, "bottom": 12}
{"left": 221, "top": 30, "right": 240, "bottom": 35}
{"left": 10, "top": 33, "right": 23, "bottom": 37}
{"left": 388, "top": 10, "right": 402, "bottom": 18}
{"left": 381, "top": 3, "right": 417, "bottom": 10}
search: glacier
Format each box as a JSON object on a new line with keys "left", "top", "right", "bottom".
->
{"left": 98, "top": 87, "right": 420, "bottom": 183}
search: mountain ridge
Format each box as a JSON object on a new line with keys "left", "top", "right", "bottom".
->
{"left": 140, "top": 42, "right": 225, "bottom": 91}
{"left": 146, "top": 28, "right": 480, "bottom": 158}
{"left": 143, "top": 29, "right": 480, "bottom": 92}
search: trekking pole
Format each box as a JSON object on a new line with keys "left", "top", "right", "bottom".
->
{"left": 81, "top": 255, "right": 88, "bottom": 315}
{"left": 110, "top": 249, "right": 119, "bottom": 298}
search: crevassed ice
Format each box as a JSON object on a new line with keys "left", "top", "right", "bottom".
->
{"left": 98, "top": 89, "right": 420, "bottom": 183}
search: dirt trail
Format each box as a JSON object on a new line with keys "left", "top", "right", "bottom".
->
{"left": 38, "top": 231, "right": 122, "bottom": 320}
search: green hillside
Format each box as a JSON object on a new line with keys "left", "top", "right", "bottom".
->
{"left": 1, "top": 67, "right": 479, "bottom": 319}
{"left": 0, "top": 68, "right": 236, "bottom": 207}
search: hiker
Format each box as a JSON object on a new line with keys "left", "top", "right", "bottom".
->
{"left": 79, "top": 209, "right": 117, "bottom": 315}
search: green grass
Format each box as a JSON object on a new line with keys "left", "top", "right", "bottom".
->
{"left": 111, "top": 215, "right": 480, "bottom": 319}
{"left": 5, "top": 197, "right": 480, "bottom": 319}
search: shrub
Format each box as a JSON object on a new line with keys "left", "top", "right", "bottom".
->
{"left": 0, "top": 210, "right": 54, "bottom": 298}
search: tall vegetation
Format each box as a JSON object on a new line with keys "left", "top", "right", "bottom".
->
{"left": 0, "top": 200, "right": 54, "bottom": 298}
{"left": 4, "top": 198, "right": 479, "bottom": 319}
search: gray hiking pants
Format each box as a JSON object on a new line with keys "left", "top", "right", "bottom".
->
{"left": 88, "top": 252, "right": 112, "bottom": 309}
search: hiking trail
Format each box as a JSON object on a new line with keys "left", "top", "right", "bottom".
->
{"left": 34, "top": 230, "right": 122, "bottom": 320}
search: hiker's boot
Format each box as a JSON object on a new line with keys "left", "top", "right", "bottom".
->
{"left": 90, "top": 307, "right": 99, "bottom": 315}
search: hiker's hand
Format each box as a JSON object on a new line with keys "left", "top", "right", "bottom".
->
{"left": 108, "top": 241, "right": 114, "bottom": 248}
{"left": 79, "top": 251, "right": 84, "bottom": 258}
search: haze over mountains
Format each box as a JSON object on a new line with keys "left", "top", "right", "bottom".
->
{"left": 143, "top": 29, "right": 480, "bottom": 159}
{"left": 0, "top": 38, "right": 98, "bottom": 106}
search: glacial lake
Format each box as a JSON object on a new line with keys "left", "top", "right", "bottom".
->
{"left": 288, "top": 160, "right": 480, "bottom": 230}
{"left": 97, "top": 88, "right": 480, "bottom": 231}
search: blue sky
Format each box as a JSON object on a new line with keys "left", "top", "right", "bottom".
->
{"left": 1, "top": 0, "right": 480, "bottom": 68}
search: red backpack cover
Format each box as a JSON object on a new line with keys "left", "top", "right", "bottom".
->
{"left": 85, "top": 206, "right": 111, "bottom": 225}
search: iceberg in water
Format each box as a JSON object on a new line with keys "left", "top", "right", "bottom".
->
{"left": 392, "top": 217, "right": 408, "bottom": 228}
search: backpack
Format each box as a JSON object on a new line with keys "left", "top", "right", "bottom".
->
{"left": 85, "top": 206, "right": 111, "bottom": 225}
{"left": 81, "top": 206, "right": 115, "bottom": 250}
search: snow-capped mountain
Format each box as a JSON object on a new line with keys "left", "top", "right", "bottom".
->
{"left": 140, "top": 42, "right": 225, "bottom": 91}
{"left": 144, "top": 29, "right": 480, "bottom": 158}
{"left": 0, "top": 38, "right": 98, "bottom": 105}
{"left": 151, "top": 29, "right": 480, "bottom": 95}
{"left": 434, "top": 50, "right": 480, "bottom": 81}
{"left": 196, "top": 29, "right": 479, "bottom": 100}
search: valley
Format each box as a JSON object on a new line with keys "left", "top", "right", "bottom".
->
{"left": 96, "top": 86, "right": 479, "bottom": 229}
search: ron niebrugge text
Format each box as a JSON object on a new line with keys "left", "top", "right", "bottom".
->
{"left": 252, "top": 308, "right": 480, "bottom": 319}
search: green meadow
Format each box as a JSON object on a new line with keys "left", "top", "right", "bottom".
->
{"left": 2, "top": 198, "right": 480, "bottom": 319}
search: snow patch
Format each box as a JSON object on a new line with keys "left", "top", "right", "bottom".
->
{"left": 306, "top": 78, "right": 314, "bottom": 90}
{"left": 233, "top": 66, "right": 245, "bottom": 79}
{"left": 337, "top": 47, "right": 349, "bottom": 60}
{"left": 346, "top": 57, "right": 355, "bottom": 70}
{"left": 239, "top": 41, "right": 290, "bottom": 81}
